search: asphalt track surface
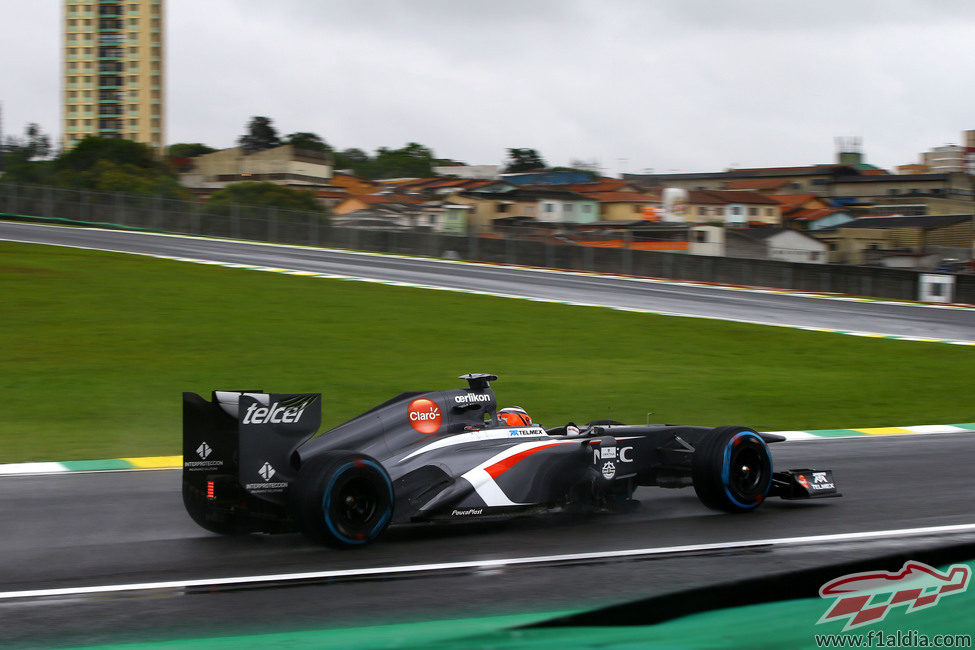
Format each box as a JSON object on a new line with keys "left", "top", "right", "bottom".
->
{"left": 2, "top": 434, "right": 975, "bottom": 647}
{"left": 2, "top": 220, "right": 974, "bottom": 342}
{"left": 3, "top": 222, "right": 975, "bottom": 646}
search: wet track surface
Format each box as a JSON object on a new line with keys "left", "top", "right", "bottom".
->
{"left": 2, "top": 221, "right": 975, "bottom": 645}
{"left": 2, "top": 434, "right": 975, "bottom": 646}
{"left": 2, "top": 221, "right": 973, "bottom": 342}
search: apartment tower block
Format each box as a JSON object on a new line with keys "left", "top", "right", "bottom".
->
{"left": 62, "top": 0, "right": 164, "bottom": 151}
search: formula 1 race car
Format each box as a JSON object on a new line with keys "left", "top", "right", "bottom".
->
{"left": 182, "top": 374, "right": 839, "bottom": 547}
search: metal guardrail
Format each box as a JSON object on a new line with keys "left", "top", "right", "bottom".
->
{"left": 0, "top": 182, "right": 327, "bottom": 244}
{"left": 1, "top": 182, "right": 971, "bottom": 303}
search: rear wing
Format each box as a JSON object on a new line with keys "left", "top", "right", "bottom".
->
{"left": 182, "top": 391, "right": 321, "bottom": 505}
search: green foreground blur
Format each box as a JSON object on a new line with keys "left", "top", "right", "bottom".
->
{"left": 77, "top": 560, "right": 975, "bottom": 649}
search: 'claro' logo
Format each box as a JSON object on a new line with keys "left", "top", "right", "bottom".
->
{"left": 407, "top": 398, "right": 442, "bottom": 434}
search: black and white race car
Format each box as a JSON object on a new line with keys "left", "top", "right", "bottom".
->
{"left": 183, "top": 373, "right": 839, "bottom": 547}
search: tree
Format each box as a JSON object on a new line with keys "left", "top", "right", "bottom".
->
{"left": 567, "top": 158, "right": 602, "bottom": 174}
{"left": 238, "top": 116, "right": 281, "bottom": 153}
{"left": 4, "top": 123, "right": 52, "bottom": 161}
{"left": 205, "top": 182, "right": 328, "bottom": 218}
{"left": 370, "top": 142, "right": 435, "bottom": 178}
{"left": 330, "top": 143, "right": 437, "bottom": 179}
{"left": 283, "top": 132, "right": 332, "bottom": 154}
{"left": 2, "top": 136, "right": 189, "bottom": 198}
{"left": 1, "top": 123, "right": 52, "bottom": 177}
{"left": 54, "top": 136, "right": 161, "bottom": 173}
{"left": 332, "top": 148, "right": 369, "bottom": 172}
{"left": 344, "top": 142, "right": 435, "bottom": 179}
{"left": 433, "top": 157, "right": 466, "bottom": 167}
{"left": 78, "top": 159, "right": 191, "bottom": 198}
{"left": 167, "top": 143, "right": 216, "bottom": 158}
{"left": 338, "top": 148, "right": 369, "bottom": 163}
{"left": 503, "top": 148, "right": 547, "bottom": 173}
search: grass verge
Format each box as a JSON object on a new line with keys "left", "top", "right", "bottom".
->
{"left": 2, "top": 241, "right": 973, "bottom": 463}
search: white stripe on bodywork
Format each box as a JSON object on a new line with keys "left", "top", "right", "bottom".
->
{"left": 400, "top": 427, "right": 549, "bottom": 462}
{"left": 213, "top": 391, "right": 269, "bottom": 418}
{"left": 460, "top": 440, "right": 575, "bottom": 507}
{"left": 462, "top": 467, "right": 522, "bottom": 506}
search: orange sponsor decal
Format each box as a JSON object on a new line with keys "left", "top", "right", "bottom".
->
{"left": 407, "top": 398, "right": 442, "bottom": 434}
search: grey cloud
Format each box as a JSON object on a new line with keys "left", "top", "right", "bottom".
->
{"left": 3, "top": 1, "right": 974, "bottom": 174}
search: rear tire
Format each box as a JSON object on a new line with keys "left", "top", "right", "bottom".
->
{"left": 692, "top": 426, "right": 772, "bottom": 513}
{"left": 291, "top": 451, "right": 394, "bottom": 547}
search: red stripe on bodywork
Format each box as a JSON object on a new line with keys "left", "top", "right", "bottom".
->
{"left": 484, "top": 443, "right": 567, "bottom": 479}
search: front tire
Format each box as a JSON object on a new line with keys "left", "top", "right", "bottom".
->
{"left": 692, "top": 426, "right": 772, "bottom": 513}
{"left": 291, "top": 451, "right": 394, "bottom": 547}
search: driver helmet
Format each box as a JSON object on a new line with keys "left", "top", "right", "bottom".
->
{"left": 498, "top": 406, "right": 532, "bottom": 427}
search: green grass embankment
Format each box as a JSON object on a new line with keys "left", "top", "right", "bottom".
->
{"left": 1, "top": 241, "right": 972, "bottom": 463}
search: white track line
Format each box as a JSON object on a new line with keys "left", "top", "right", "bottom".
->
{"left": 4, "top": 221, "right": 973, "bottom": 312}
{"left": 5, "top": 222, "right": 974, "bottom": 346}
{"left": 6, "top": 229, "right": 974, "bottom": 346}
{"left": 3, "top": 523, "right": 975, "bottom": 601}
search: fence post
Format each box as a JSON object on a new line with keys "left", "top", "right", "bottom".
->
{"left": 44, "top": 186, "right": 54, "bottom": 220}
{"left": 268, "top": 206, "right": 277, "bottom": 243}
{"left": 232, "top": 203, "right": 241, "bottom": 239}
{"left": 429, "top": 229, "right": 438, "bottom": 257}
{"left": 82, "top": 190, "right": 92, "bottom": 223}
{"left": 190, "top": 200, "right": 201, "bottom": 235}
{"left": 862, "top": 271, "right": 874, "bottom": 298}
{"left": 115, "top": 191, "right": 125, "bottom": 226}
{"left": 623, "top": 230, "right": 633, "bottom": 275}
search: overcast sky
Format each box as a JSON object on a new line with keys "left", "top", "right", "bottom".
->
{"left": 3, "top": 0, "right": 975, "bottom": 175}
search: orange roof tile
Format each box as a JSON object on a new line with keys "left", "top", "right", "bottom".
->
{"left": 433, "top": 178, "right": 494, "bottom": 189}
{"left": 396, "top": 178, "right": 497, "bottom": 192}
{"left": 768, "top": 194, "right": 822, "bottom": 214}
{"left": 395, "top": 177, "right": 441, "bottom": 189}
{"left": 329, "top": 173, "right": 380, "bottom": 192}
{"left": 353, "top": 193, "right": 426, "bottom": 205}
{"left": 788, "top": 207, "right": 844, "bottom": 222}
{"left": 687, "top": 190, "right": 780, "bottom": 205}
{"left": 579, "top": 191, "right": 660, "bottom": 202}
